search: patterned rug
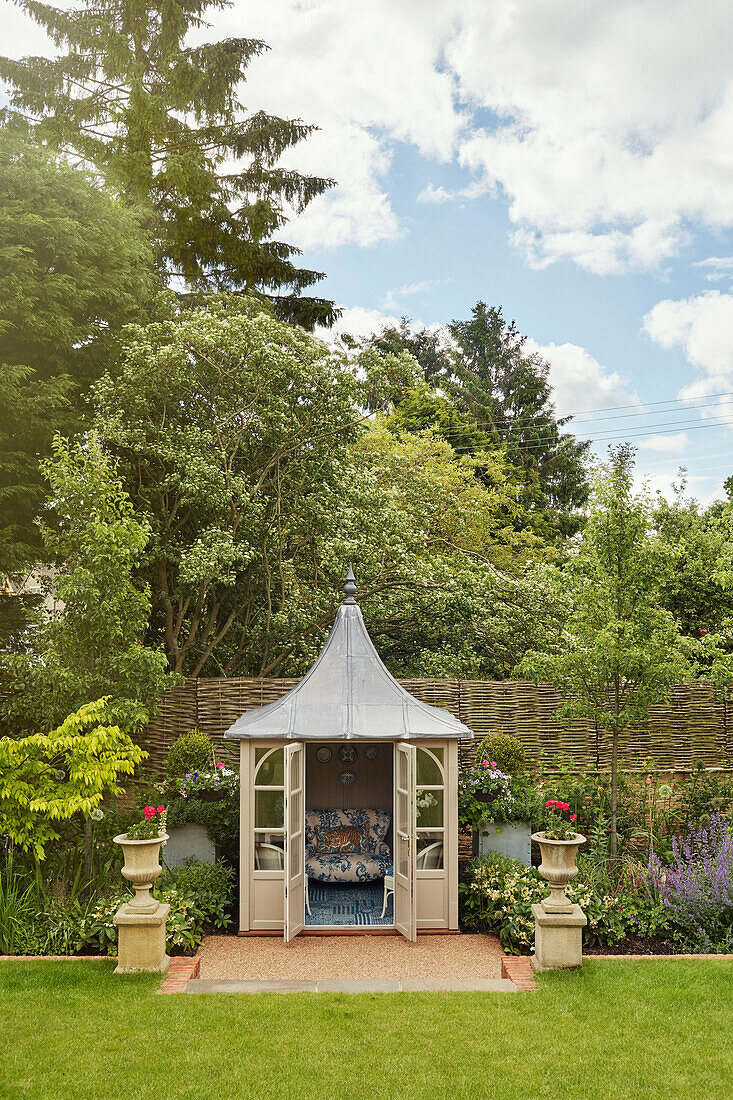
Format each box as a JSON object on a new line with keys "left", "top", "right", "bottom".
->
{"left": 306, "top": 880, "right": 393, "bottom": 927}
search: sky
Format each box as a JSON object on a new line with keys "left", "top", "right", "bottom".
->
{"left": 5, "top": 0, "right": 733, "bottom": 503}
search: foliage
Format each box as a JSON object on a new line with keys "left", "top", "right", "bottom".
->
{"left": 0, "top": 860, "right": 36, "bottom": 954}
{"left": 0, "top": 128, "right": 160, "bottom": 582}
{"left": 164, "top": 791, "right": 239, "bottom": 867}
{"left": 459, "top": 853, "right": 627, "bottom": 953}
{"left": 166, "top": 730, "right": 214, "bottom": 780}
{"left": 159, "top": 858, "right": 234, "bottom": 931}
{"left": 519, "top": 447, "right": 695, "bottom": 857}
{"left": 0, "top": 2, "right": 336, "bottom": 328}
{"left": 473, "top": 733, "right": 526, "bottom": 775}
{"left": 645, "top": 815, "right": 733, "bottom": 953}
{"left": 87, "top": 889, "right": 204, "bottom": 956}
{"left": 677, "top": 763, "right": 733, "bottom": 830}
{"left": 125, "top": 805, "right": 167, "bottom": 841}
{"left": 0, "top": 699, "right": 146, "bottom": 859}
{"left": 1, "top": 436, "right": 174, "bottom": 733}
{"left": 458, "top": 761, "right": 513, "bottom": 832}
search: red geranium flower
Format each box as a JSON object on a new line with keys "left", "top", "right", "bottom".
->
{"left": 157, "top": 805, "right": 165, "bottom": 814}
{"left": 143, "top": 806, "right": 156, "bottom": 819}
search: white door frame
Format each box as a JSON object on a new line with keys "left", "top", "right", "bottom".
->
{"left": 394, "top": 741, "right": 416, "bottom": 941}
{"left": 284, "top": 741, "right": 305, "bottom": 942}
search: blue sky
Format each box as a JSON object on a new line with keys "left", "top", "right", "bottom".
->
{"left": 6, "top": 0, "right": 733, "bottom": 502}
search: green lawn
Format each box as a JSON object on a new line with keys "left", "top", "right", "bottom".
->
{"left": 1, "top": 959, "right": 731, "bottom": 1100}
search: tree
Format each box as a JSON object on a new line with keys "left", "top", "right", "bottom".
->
{"left": 0, "top": 128, "right": 161, "bottom": 587}
{"left": 518, "top": 446, "right": 693, "bottom": 858}
{"left": 0, "top": 0, "right": 337, "bottom": 328}
{"left": 0, "top": 698, "right": 147, "bottom": 859}
{"left": 1, "top": 435, "right": 174, "bottom": 733}
{"left": 447, "top": 303, "right": 590, "bottom": 539}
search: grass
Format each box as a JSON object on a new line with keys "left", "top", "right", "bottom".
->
{"left": 1, "top": 959, "right": 732, "bottom": 1099}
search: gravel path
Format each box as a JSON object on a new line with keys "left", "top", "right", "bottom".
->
{"left": 198, "top": 933, "right": 504, "bottom": 981}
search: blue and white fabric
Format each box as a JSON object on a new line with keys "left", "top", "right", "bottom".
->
{"left": 305, "top": 808, "right": 392, "bottom": 883}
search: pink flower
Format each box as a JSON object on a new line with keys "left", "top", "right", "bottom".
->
{"left": 490, "top": 761, "right": 497, "bottom": 768}
{"left": 216, "top": 762, "right": 225, "bottom": 769}
{"left": 570, "top": 814, "right": 577, "bottom": 822}
{"left": 545, "top": 800, "right": 556, "bottom": 809}
{"left": 157, "top": 805, "right": 165, "bottom": 814}
{"left": 143, "top": 806, "right": 156, "bottom": 819}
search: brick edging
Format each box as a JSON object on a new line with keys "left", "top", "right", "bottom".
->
{"left": 158, "top": 952, "right": 201, "bottom": 994}
{"left": 501, "top": 955, "right": 537, "bottom": 991}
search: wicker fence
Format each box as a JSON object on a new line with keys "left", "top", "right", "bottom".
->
{"left": 140, "top": 677, "right": 733, "bottom": 775}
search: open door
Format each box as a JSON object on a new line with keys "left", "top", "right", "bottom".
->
{"left": 394, "top": 741, "right": 416, "bottom": 941}
{"left": 284, "top": 742, "right": 305, "bottom": 942}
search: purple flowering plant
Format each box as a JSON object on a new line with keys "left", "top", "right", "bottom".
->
{"left": 175, "top": 761, "right": 239, "bottom": 799}
{"left": 458, "top": 758, "right": 513, "bottom": 832}
{"left": 644, "top": 814, "right": 733, "bottom": 952}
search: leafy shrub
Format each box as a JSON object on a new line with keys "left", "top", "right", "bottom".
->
{"left": 474, "top": 734, "right": 526, "bottom": 775}
{"left": 159, "top": 858, "right": 233, "bottom": 930}
{"left": 86, "top": 889, "right": 205, "bottom": 956}
{"left": 14, "top": 896, "right": 97, "bottom": 956}
{"left": 166, "top": 730, "right": 213, "bottom": 779}
{"left": 645, "top": 814, "right": 733, "bottom": 952}
{"left": 459, "top": 853, "right": 627, "bottom": 954}
{"left": 165, "top": 792, "right": 239, "bottom": 865}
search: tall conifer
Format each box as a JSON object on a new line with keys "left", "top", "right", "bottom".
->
{"left": 0, "top": 0, "right": 337, "bottom": 328}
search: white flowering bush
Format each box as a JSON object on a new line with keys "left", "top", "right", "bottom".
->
{"left": 85, "top": 889, "right": 205, "bottom": 955}
{"left": 459, "top": 853, "right": 627, "bottom": 953}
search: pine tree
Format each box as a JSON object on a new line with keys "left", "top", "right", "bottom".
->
{"left": 0, "top": 0, "right": 337, "bottom": 328}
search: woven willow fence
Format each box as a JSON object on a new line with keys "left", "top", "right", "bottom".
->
{"left": 140, "top": 677, "right": 733, "bottom": 775}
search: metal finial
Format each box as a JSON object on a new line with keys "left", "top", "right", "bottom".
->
{"left": 343, "top": 564, "right": 357, "bottom": 604}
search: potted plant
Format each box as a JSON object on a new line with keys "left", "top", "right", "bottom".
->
{"left": 532, "top": 800, "right": 586, "bottom": 912}
{"left": 459, "top": 759, "right": 513, "bottom": 822}
{"left": 114, "top": 805, "right": 168, "bottom": 914}
{"left": 175, "top": 762, "right": 238, "bottom": 803}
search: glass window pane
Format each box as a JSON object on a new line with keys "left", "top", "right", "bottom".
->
{"left": 416, "top": 788, "right": 443, "bottom": 828}
{"left": 255, "top": 789, "right": 284, "bottom": 828}
{"left": 255, "top": 747, "right": 284, "bottom": 786}
{"left": 290, "top": 750, "right": 300, "bottom": 790}
{"left": 290, "top": 790, "right": 302, "bottom": 831}
{"left": 398, "top": 790, "right": 408, "bottom": 826}
{"left": 254, "top": 834, "right": 284, "bottom": 870}
{"left": 398, "top": 749, "right": 408, "bottom": 789}
{"left": 417, "top": 833, "right": 444, "bottom": 869}
{"left": 398, "top": 835, "right": 409, "bottom": 877}
{"left": 417, "top": 747, "right": 443, "bottom": 786}
{"left": 290, "top": 837, "right": 301, "bottom": 878}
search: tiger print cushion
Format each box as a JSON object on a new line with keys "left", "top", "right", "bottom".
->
{"left": 305, "top": 809, "right": 391, "bottom": 855}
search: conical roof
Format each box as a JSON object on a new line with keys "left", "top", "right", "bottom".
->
{"left": 224, "top": 575, "right": 473, "bottom": 742}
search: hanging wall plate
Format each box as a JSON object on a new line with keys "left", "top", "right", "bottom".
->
{"left": 339, "top": 770, "right": 357, "bottom": 785}
{"left": 338, "top": 745, "right": 358, "bottom": 764}
{"left": 315, "top": 746, "right": 332, "bottom": 763}
{"left": 365, "top": 747, "right": 379, "bottom": 761}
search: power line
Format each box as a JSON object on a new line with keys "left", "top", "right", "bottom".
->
{"left": 440, "top": 416, "right": 732, "bottom": 454}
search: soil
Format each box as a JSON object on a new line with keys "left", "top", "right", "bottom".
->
{"left": 585, "top": 935, "right": 678, "bottom": 955}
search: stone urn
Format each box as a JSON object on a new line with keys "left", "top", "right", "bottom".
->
{"left": 114, "top": 832, "right": 168, "bottom": 915}
{"left": 531, "top": 832, "right": 586, "bottom": 913}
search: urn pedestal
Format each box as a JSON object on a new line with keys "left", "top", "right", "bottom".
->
{"left": 531, "top": 831, "right": 587, "bottom": 971}
{"left": 113, "top": 832, "right": 170, "bottom": 974}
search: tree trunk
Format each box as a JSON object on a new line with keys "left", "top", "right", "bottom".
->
{"left": 610, "top": 726, "right": 618, "bottom": 861}
{"left": 84, "top": 817, "right": 93, "bottom": 892}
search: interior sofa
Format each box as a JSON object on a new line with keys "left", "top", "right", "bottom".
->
{"left": 305, "top": 808, "right": 393, "bottom": 883}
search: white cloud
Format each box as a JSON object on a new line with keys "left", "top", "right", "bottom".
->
{"left": 417, "top": 183, "right": 454, "bottom": 205}
{"left": 642, "top": 293, "right": 733, "bottom": 412}
{"left": 523, "top": 338, "right": 638, "bottom": 421}
{"left": 637, "top": 432, "right": 690, "bottom": 454}
{"left": 317, "top": 305, "right": 401, "bottom": 346}
{"left": 381, "top": 279, "right": 448, "bottom": 312}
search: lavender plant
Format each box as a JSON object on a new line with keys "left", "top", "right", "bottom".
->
{"left": 646, "top": 814, "right": 733, "bottom": 952}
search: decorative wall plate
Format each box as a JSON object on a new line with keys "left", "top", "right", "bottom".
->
{"left": 338, "top": 770, "right": 357, "bottom": 785}
{"left": 338, "top": 745, "right": 358, "bottom": 764}
{"left": 365, "top": 746, "right": 379, "bottom": 761}
{"left": 315, "top": 746, "right": 332, "bottom": 763}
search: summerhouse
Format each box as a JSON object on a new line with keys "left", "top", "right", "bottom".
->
{"left": 225, "top": 568, "right": 474, "bottom": 940}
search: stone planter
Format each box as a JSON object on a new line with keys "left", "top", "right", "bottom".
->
{"left": 531, "top": 831, "right": 586, "bottom": 913}
{"left": 478, "top": 821, "right": 531, "bottom": 866}
{"left": 114, "top": 832, "right": 168, "bottom": 915}
{"left": 164, "top": 823, "right": 216, "bottom": 868}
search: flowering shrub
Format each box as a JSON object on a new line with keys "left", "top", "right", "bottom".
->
{"left": 125, "top": 804, "right": 166, "bottom": 840}
{"left": 87, "top": 889, "right": 205, "bottom": 955}
{"left": 540, "top": 799, "right": 579, "bottom": 841}
{"left": 645, "top": 814, "right": 733, "bottom": 952}
{"left": 460, "top": 853, "right": 627, "bottom": 953}
{"left": 458, "top": 759, "right": 513, "bottom": 831}
{"left": 159, "top": 858, "right": 234, "bottom": 930}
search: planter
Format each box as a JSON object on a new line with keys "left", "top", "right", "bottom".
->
{"left": 531, "top": 831, "right": 586, "bottom": 913}
{"left": 164, "top": 823, "right": 216, "bottom": 868}
{"left": 478, "top": 821, "right": 531, "bottom": 866}
{"left": 473, "top": 790, "right": 500, "bottom": 805}
{"left": 196, "top": 788, "right": 227, "bottom": 802}
{"left": 114, "top": 832, "right": 168, "bottom": 915}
